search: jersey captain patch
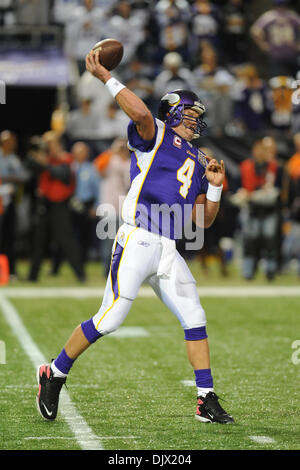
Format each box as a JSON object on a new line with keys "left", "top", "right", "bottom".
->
{"left": 173, "top": 135, "right": 182, "bottom": 149}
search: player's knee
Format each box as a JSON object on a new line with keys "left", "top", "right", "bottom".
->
{"left": 80, "top": 316, "right": 121, "bottom": 341}
{"left": 180, "top": 304, "right": 207, "bottom": 331}
{"left": 96, "top": 313, "right": 127, "bottom": 336}
{"left": 97, "top": 325, "right": 118, "bottom": 336}
{"left": 92, "top": 296, "right": 133, "bottom": 337}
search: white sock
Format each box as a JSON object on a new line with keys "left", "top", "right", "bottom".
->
{"left": 197, "top": 387, "right": 214, "bottom": 398}
{"left": 51, "top": 360, "right": 68, "bottom": 378}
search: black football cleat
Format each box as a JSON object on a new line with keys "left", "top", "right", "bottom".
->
{"left": 36, "top": 363, "right": 66, "bottom": 421}
{"left": 195, "top": 391, "right": 235, "bottom": 424}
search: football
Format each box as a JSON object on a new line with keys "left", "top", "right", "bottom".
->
{"left": 92, "top": 38, "right": 124, "bottom": 71}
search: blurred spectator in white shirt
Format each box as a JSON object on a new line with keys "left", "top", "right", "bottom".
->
{"left": 70, "top": 141, "right": 100, "bottom": 264}
{"left": 153, "top": 52, "right": 196, "bottom": 99}
{"left": 0, "top": 130, "right": 28, "bottom": 208}
{"left": 189, "top": 0, "right": 221, "bottom": 54}
{"left": 66, "top": 98, "right": 101, "bottom": 140}
{"left": 206, "top": 70, "right": 236, "bottom": 137}
{"left": 93, "top": 137, "right": 131, "bottom": 275}
{"left": 291, "top": 71, "right": 300, "bottom": 133}
{"left": 15, "top": 0, "right": 51, "bottom": 25}
{"left": 193, "top": 42, "right": 225, "bottom": 90}
{"left": 154, "top": 0, "right": 190, "bottom": 62}
{"left": 0, "top": 0, "right": 15, "bottom": 25}
{"left": 105, "top": 1, "right": 146, "bottom": 65}
{"left": 231, "top": 64, "right": 270, "bottom": 134}
{"left": 0, "top": 130, "right": 28, "bottom": 277}
{"left": 77, "top": 69, "right": 121, "bottom": 117}
{"left": 122, "top": 58, "right": 154, "bottom": 112}
{"left": 62, "top": 0, "right": 108, "bottom": 75}
{"left": 97, "top": 101, "right": 129, "bottom": 140}
{"left": 53, "top": 0, "right": 79, "bottom": 24}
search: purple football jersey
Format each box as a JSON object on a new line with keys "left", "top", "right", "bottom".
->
{"left": 121, "top": 117, "right": 209, "bottom": 239}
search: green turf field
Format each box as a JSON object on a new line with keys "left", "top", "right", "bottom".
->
{"left": 1, "top": 266, "right": 300, "bottom": 450}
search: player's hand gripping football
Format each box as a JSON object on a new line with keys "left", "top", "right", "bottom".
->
{"left": 205, "top": 159, "right": 225, "bottom": 187}
{"left": 85, "top": 49, "right": 111, "bottom": 84}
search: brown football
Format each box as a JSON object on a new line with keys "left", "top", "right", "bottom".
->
{"left": 92, "top": 38, "right": 123, "bottom": 71}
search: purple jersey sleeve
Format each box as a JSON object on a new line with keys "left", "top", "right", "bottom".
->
{"left": 127, "top": 117, "right": 158, "bottom": 153}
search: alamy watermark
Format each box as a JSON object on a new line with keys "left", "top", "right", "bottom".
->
{"left": 96, "top": 199, "right": 205, "bottom": 251}
{"left": 0, "top": 340, "right": 6, "bottom": 364}
{"left": 291, "top": 340, "right": 300, "bottom": 365}
{"left": 291, "top": 80, "right": 300, "bottom": 106}
{"left": 0, "top": 80, "right": 6, "bottom": 104}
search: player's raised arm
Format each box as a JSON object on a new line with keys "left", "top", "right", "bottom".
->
{"left": 85, "top": 50, "right": 155, "bottom": 141}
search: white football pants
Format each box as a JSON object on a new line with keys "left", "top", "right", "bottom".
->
{"left": 92, "top": 223, "right": 207, "bottom": 336}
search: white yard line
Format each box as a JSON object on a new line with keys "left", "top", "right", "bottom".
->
{"left": 249, "top": 435, "right": 276, "bottom": 445}
{"left": 24, "top": 436, "right": 138, "bottom": 441}
{"left": 0, "top": 295, "right": 103, "bottom": 451}
{"left": 0, "top": 287, "right": 107, "bottom": 298}
{"left": 181, "top": 380, "right": 195, "bottom": 387}
{"left": 109, "top": 327, "right": 150, "bottom": 338}
{"left": 1, "top": 285, "right": 300, "bottom": 298}
{"left": 3, "top": 384, "right": 101, "bottom": 389}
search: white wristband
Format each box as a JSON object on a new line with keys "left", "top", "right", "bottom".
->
{"left": 105, "top": 77, "right": 126, "bottom": 98}
{"left": 206, "top": 183, "right": 223, "bottom": 202}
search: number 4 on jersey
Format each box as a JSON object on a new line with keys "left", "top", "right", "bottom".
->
{"left": 177, "top": 157, "right": 195, "bottom": 198}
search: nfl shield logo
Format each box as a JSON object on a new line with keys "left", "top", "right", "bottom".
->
{"left": 197, "top": 150, "right": 209, "bottom": 169}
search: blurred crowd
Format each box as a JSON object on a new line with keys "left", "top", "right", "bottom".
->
{"left": 0, "top": 0, "right": 300, "bottom": 282}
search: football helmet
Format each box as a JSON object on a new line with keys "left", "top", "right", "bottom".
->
{"left": 158, "top": 89, "right": 207, "bottom": 138}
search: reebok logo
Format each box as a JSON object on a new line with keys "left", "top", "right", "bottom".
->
{"left": 0, "top": 80, "right": 6, "bottom": 104}
{"left": 137, "top": 241, "right": 150, "bottom": 247}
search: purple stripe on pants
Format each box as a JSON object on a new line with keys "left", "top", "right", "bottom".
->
{"left": 110, "top": 241, "right": 124, "bottom": 300}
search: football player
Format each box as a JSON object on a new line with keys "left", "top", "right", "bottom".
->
{"left": 36, "top": 50, "right": 234, "bottom": 425}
